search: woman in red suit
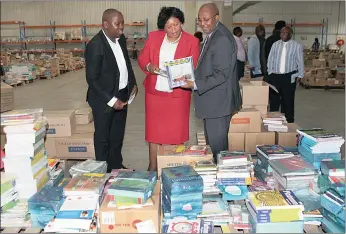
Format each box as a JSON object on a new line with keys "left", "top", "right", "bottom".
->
{"left": 138, "top": 7, "right": 200, "bottom": 171}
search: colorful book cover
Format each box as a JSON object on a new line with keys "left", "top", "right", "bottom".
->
{"left": 256, "top": 145, "right": 294, "bottom": 159}
{"left": 167, "top": 220, "right": 200, "bottom": 233}
{"left": 198, "top": 195, "right": 229, "bottom": 217}
{"left": 268, "top": 155, "right": 317, "bottom": 176}
{"left": 321, "top": 160, "right": 345, "bottom": 176}
{"left": 297, "top": 128, "right": 342, "bottom": 141}
{"left": 63, "top": 175, "right": 105, "bottom": 195}
{"left": 108, "top": 179, "right": 153, "bottom": 201}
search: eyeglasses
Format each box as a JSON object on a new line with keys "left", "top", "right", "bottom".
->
{"left": 197, "top": 14, "right": 218, "bottom": 24}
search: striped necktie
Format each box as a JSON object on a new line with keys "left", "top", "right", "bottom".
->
{"left": 201, "top": 35, "right": 210, "bottom": 54}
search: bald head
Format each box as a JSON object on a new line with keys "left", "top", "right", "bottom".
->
{"left": 198, "top": 3, "right": 220, "bottom": 34}
{"left": 102, "top": 8, "right": 122, "bottom": 24}
{"left": 199, "top": 3, "right": 219, "bottom": 16}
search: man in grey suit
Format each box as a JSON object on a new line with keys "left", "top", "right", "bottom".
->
{"left": 182, "top": 3, "right": 242, "bottom": 160}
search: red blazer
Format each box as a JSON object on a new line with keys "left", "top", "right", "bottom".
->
{"left": 138, "top": 30, "right": 200, "bottom": 98}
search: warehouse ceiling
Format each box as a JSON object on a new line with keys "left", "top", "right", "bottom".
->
{"left": 232, "top": 1, "right": 262, "bottom": 16}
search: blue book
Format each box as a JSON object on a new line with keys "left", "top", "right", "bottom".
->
{"left": 107, "top": 179, "right": 154, "bottom": 202}
{"left": 161, "top": 166, "right": 204, "bottom": 195}
{"left": 321, "top": 160, "right": 345, "bottom": 176}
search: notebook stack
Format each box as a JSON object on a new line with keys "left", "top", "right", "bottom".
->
{"left": 1, "top": 108, "right": 50, "bottom": 199}
{"left": 28, "top": 183, "right": 65, "bottom": 228}
{"left": 197, "top": 195, "right": 230, "bottom": 225}
{"left": 297, "top": 128, "right": 344, "bottom": 169}
{"left": 246, "top": 190, "right": 305, "bottom": 233}
{"left": 254, "top": 145, "right": 295, "bottom": 182}
{"left": 262, "top": 112, "right": 288, "bottom": 132}
{"left": 196, "top": 132, "right": 207, "bottom": 146}
{"left": 318, "top": 160, "right": 345, "bottom": 233}
{"left": 44, "top": 174, "right": 106, "bottom": 232}
{"left": 106, "top": 171, "right": 157, "bottom": 209}
{"left": 1, "top": 173, "right": 18, "bottom": 214}
{"left": 161, "top": 165, "right": 204, "bottom": 219}
{"left": 193, "top": 159, "right": 219, "bottom": 195}
{"left": 0, "top": 200, "right": 31, "bottom": 228}
{"left": 269, "top": 155, "right": 318, "bottom": 191}
{"left": 217, "top": 151, "right": 253, "bottom": 201}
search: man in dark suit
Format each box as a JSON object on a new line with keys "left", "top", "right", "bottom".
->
{"left": 85, "top": 9, "right": 137, "bottom": 172}
{"left": 182, "top": 3, "right": 242, "bottom": 160}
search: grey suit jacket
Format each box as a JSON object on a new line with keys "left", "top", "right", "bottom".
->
{"left": 194, "top": 22, "right": 242, "bottom": 119}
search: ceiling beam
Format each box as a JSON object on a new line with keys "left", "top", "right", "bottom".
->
{"left": 233, "top": 1, "right": 262, "bottom": 16}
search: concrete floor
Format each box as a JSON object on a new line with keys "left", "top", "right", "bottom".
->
{"left": 13, "top": 62, "right": 345, "bottom": 169}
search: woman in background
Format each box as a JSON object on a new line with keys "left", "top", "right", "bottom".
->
{"left": 138, "top": 7, "right": 200, "bottom": 171}
{"left": 312, "top": 38, "right": 320, "bottom": 52}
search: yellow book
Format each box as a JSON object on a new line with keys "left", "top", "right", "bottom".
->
{"left": 248, "top": 190, "right": 304, "bottom": 223}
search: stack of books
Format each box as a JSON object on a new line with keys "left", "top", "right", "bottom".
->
{"left": 161, "top": 165, "right": 204, "bottom": 219}
{"left": 297, "top": 128, "right": 344, "bottom": 169}
{"left": 107, "top": 171, "right": 157, "bottom": 209}
{"left": 1, "top": 173, "right": 18, "bottom": 214}
{"left": 28, "top": 184, "right": 65, "bottom": 228}
{"left": 197, "top": 195, "right": 230, "bottom": 225}
{"left": 228, "top": 204, "right": 250, "bottom": 230}
{"left": 44, "top": 174, "right": 105, "bottom": 232}
{"left": 193, "top": 159, "right": 219, "bottom": 195}
{"left": 216, "top": 151, "right": 253, "bottom": 201}
{"left": 196, "top": 132, "right": 207, "bottom": 146}
{"left": 254, "top": 145, "right": 295, "bottom": 182}
{"left": 69, "top": 159, "right": 108, "bottom": 177}
{"left": 318, "top": 160, "right": 345, "bottom": 233}
{"left": 269, "top": 155, "right": 318, "bottom": 190}
{"left": 246, "top": 190, "right": 305, "bottom": 233}
{"left": 46, "top": 159, "right": 64, "bottom": 187}
{"left": 1, "top": 108, "right": 50, "bottom": 199}
{"left": 0, "top": 200, "right": 31, "bottom": 228}
{"left": 262, "top": 112, "right": 288, "bottom": 132}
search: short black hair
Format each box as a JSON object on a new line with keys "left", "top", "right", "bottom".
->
{"left": 274, "top": 20, "right": 286, "bottom": 30}
{"left": 194, "top": 31, "right": 203, "bottom": 42}
{"left": 157, "top": 7, "right": 185, "bottom": 30}
{"left": 233, "top": 27, "right": 242, "bottom": 36}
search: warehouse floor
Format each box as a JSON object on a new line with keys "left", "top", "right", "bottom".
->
{"left": 13, "top": 62, "right": 345, "bottom": 169}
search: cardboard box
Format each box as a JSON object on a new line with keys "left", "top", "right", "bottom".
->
{"left": 157, "top": 145, "right": 213, "bottom": 177}
{"left": 75, "top": 108, "right": 93, "bottom": 125}
{"left": 228, "top": 132, "right": 245, "bottom": 151}
{"left": 45, "top": 138, "right": 57, "bottom": 158}
{"left": 313, "top": 59, "right": 326, "bottom": 68}
{"left": 275, "top": 123, "right": 299, "bottom": 147}
{"left": 245, "top": 128, "right": 275, "bottom": 154}
{"left": 76, "top": 122, "right": 94, "bottom": 134}
{"left": 45, "top": 110, "right": 76, "bottom": 138}
{"left": 100, "top": 183, "right": 161, "bottom": 233}
{"left": 243, "top": 105, "right": 268, "bottom": 114}
{"left": 1, "top": 82, "right": 14, "bottom": 113}
{"left": 55, "top": 133, "right": 94, "bottom": 159}
{"left": 240, "top": 80, "right": 269, "bottom": 106}
{"left": 229, "top": 108, "right": 261, "bottom": 133}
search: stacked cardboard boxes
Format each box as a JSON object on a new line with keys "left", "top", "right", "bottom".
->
{"left": 44, "top": 108, "right": 94, "bottom": 160}
{"left": 239, "top": 80, "right": 269, "bottom": 114}
{"left": 228, "top": 108, "right": 275, "bottom": 154}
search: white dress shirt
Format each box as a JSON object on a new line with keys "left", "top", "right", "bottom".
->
{"left": 279, "top": 41, "right": 288, "bottom": 74}
{"left": 234, "top": 35, "right": 246, "bottom": 62}
{"left": 102, "top": 30, "right": 129, "bottom": 107}
{"left": 156, "top": 37, "right": 178, "bottom": 93}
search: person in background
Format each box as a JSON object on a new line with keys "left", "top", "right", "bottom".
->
{"left": 264, "top": 20, "right": 286, "bottom": 61}
{"left": 267, "top": 26, "right": 304, "bottom": 123}
{"left": 233, "top": 26, "right": 247, "bottom": 80}
{"left": 85, "top": 9, "right": 138, "bottom": 172}
{"left": 312, "top": 38, "right": 320, "bottom": 52}
{"left": 181, "top": 3, "right": 242, "bottom": 160}
{"left": 138, "top": 7, "right": 200, "bottom": 171}
{"left": 248, "top": 25, "right": 265, "bottom": 78}
{"left": 194, "top": 31, "right": 204, "bottom": 44}
{"left": 130, "top": 41, "right": 137, "bottom": 60}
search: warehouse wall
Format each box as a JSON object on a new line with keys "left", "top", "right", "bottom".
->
{"left": 233, "top": 1, "right": 345, "bottom": 47}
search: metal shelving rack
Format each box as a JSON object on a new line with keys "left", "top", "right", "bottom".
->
{"left": 1, "top": 18, "right": 148, "bottom": 53}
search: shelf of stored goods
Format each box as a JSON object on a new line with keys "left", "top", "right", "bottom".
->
{"left": 0, "top": 21, "right": 26, "bottom": 49}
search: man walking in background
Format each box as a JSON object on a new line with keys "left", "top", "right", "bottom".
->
{"left": 233, "top": 27, "right": 247, "bottom": 80}
{"left": 248, "top": 25, "right": 266, "bottom": 78}
{"left": 85, "top": 9, "right": 138, "bottom": 172}
{"left": 182, "top": 3, "right": 242, "bottom": 160}
{"left": 267, "top": 26, "right": 304, "bottom": 123}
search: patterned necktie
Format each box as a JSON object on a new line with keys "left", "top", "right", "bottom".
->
{"left": 201, "top": 35, "right": 209, "bottom": 54}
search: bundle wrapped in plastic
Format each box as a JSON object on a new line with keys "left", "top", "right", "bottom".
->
{"left": 69, "top": 159, "right": 107, "bottom": 177}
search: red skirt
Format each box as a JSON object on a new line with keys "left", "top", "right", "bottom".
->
{"left": 145, "top": 91, "right": 191, "bottom": 144}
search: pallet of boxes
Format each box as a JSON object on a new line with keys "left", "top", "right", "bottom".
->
{"left": 229, "top": 79, "right": 300, "bottom": 154}
{"left": 302, "top": 52, "right": 345, "bottom": 89}
{"left": 44, "top": 107, "right": 94, "bottom": 177}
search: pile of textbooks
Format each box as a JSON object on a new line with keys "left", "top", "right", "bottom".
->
{"left": 193, "top": 159, "right": 219, "bottom": 195}
{"left": 1, "top": 108, "right": 49, "bottom": 199}
{"left": 217, "top": 151, "right": 253, "bottom": 201}
{"left": 297, "top": 128, "right": 344, "bottom": 169}
{"left": 161, "top": 165, "right": 203, "bottom": 219}
{"left": 262, "top": 112, "right": 287, "bottom": 132}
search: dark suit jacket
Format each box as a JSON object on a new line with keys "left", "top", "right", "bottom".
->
{"left": 194, "top": 22, "right": 242, "bottom": 119}
{"left": 85, "top": 30, "right": 137, "bottom": 109}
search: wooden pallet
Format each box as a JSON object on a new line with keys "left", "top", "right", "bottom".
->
{"left": 37, "top": 75, "right": 52, "bottom": 80}
{"left": 0, "top": 228, "right": 43, "bottom": 233}
{"left": 303, "top": 84, "right": 345, "bottom": 90}
{"left": 217, "top": 224, "right": 325, "bottom": 233}
{"left": 59, "top": 69, "right": 69, "bottom": 74}
{"left": 8, "top": 81, "right": 23, "bottom": 87}
{"left": 23, "top": 79, "right": 35, "bottom": 84}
